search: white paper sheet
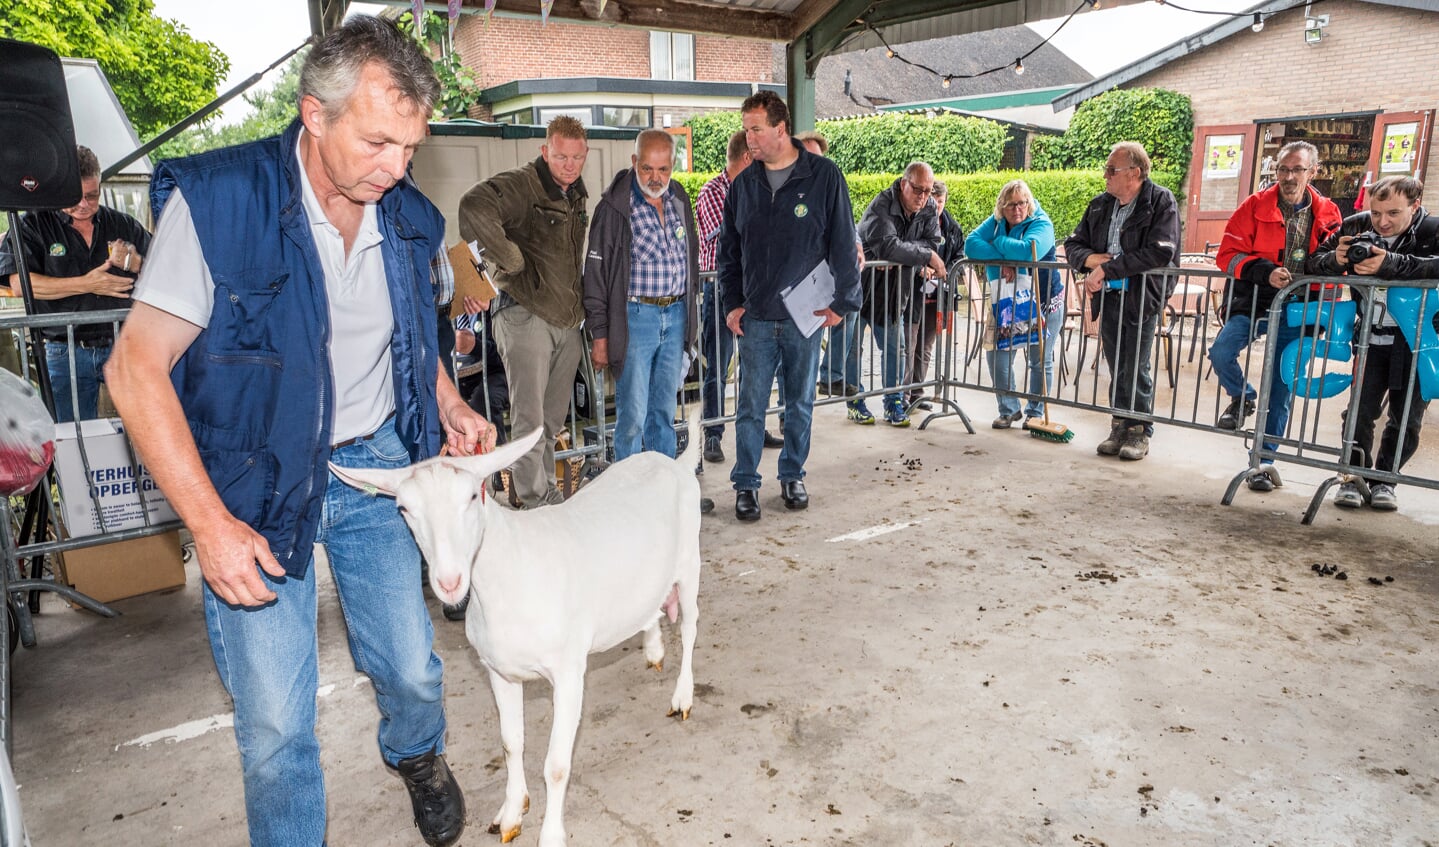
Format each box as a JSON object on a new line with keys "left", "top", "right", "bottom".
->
{"left": 780, "top": 260, "right": 836, "bottom": 338}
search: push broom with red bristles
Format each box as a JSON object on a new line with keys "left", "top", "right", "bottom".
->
{"left": 1025, "top": 242, "right": 1074, "bottom": 443}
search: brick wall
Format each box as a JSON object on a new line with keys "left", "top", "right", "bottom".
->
{"left": 453, "top": 16, "right": 772, "bottom": 87}
{"left": 1128, "top": 0, "right": 1439, "bottom": 207}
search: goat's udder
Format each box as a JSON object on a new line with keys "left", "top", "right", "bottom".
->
{"left": 662, "top": 584, "right": 679, "bottom": 623}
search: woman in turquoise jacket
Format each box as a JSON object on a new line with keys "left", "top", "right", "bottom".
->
{"left": 964, "top": 179, "right": 1065, "bottom": 428}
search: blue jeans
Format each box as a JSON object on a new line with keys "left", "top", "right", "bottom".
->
{"left": 988, "top": 299, "right": 1064, "bottom": 418}
{"left": 203, "top": 419, "right": 445, "bottom": 846}
{"left": 614, "top": 299, "right": 686, "bottom": 461}
{"left": 1208, "top": 312, "right": 1301, "bottom": 452}
{"left": 731, "top": 315, "right": 822, "bottom": 491}
{"left": 701, "top": 280, "right": 734, "bottom": 439}
{"left": 820, "top": 312, "right": 861, "bottom": 389}
{"left": 861, "top": 314, "right": 906, "bottom": 405}
{"left": 45, "top": 341, "right": 110, "bottom": 423}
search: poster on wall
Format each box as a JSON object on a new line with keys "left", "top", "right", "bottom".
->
{"left": 1381, "top": 122, "right": 1418, "bottom": 173}
{"left": 1204, "top": 135, "right": 1243, "bottom": 178}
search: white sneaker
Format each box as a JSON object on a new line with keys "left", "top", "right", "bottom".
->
{"left": 1333, "top": 481, "right": 1365, "bottom": 509}
{"left": 1370, "top": 483, "right": 1398, "bottom": 511}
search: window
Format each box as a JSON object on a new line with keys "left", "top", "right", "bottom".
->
{"left": 649, "top": 31, "right": 694, "bottom": 81}
{"left": 537, "top": 107, "right": 591, "bottom": 126}
{"left": 602, "top": 107, "right": 650, "bottom": 128}
{"left": 492, "top": 110, "right": 530, "bottom": 125}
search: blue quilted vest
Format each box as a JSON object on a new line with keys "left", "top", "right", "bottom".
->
{"left": 150, "top": 121, "right": 444, "bottom": 575}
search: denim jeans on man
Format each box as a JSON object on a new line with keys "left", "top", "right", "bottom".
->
{"left": 988, "top": 298, "right": 1064, "bottom": 419}
{"left": 614, "top": 299, "right": 686, "bottom": 461}
{"left": 202, "top": 419, "right": 445, "bottom": 846}
{"left": 1208, "top": 311, "right": 1302, "bottom": 452}
{"left": 731, "top": 315, "right": 822, "bottom": 491}
{"left": 861, "top": 312, "right": 907, "bottom": 405}
{"left": 45, "top": 341, "right": 110, "bottom": 423}
{"left": 701, "top": 280, "right": 735, "bottom": 440}
{"left": 820, "top": 311, "right": 861, "bottom": 389}
{"left": 1097, "top": 291, "right": 1159, "bottom": 436}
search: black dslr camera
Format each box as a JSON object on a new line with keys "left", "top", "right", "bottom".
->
{"left": 1345, "top": 232, "right": 1385, "bottom": 265}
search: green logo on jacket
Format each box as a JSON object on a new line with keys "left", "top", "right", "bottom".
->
{"left": 794, "top": 203, "right": 809, "bottom": 218}
{"left": 49, "top": 243, "right": 65, "bottom": 257}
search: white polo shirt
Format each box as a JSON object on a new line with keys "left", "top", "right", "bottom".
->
{"left": 134, "top": 139, "right": 396, "bottom": 443}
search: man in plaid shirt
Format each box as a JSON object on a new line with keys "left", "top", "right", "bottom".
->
{"left": 583, "top": 129, "right": 700, "bottom": 462}
{"left": 695, "top": 130, "right": 752, "bottom": 463}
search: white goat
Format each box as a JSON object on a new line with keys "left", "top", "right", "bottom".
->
{"left": 330, "top": 416, "right": 702, "bottom": 847}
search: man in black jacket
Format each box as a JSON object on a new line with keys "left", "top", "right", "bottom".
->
{"left": 855, "top": 162, "right": 945, "bottom": 426}
{"left": 905, "top": 178, "right": 964, "bottom": 410}
{"left": 1307, "top": 175, "right": 1439, "bottom": 512}
{"left": 717, "top": 91, "right": 862, "bottom": 521}
{"left": 1064, "top": 141, "right": 1180, "bottom": 461}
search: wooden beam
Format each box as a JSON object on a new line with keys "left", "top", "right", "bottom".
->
{"left": 472, "top": 0, "right": 793, "bottom": 41}
{"left": 787, "top": 0, "right": 845, "bottom": 41}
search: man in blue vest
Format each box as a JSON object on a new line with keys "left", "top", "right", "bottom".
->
{"left": 105, "top": 18, "right": 492, "bottom": 847}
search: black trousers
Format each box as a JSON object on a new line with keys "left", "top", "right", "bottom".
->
{"left": 1098, "top": 292, "right": 1160, "bottom": 435}
{"left": 1346, "top": 337, "right": 1429, "bottom": 485}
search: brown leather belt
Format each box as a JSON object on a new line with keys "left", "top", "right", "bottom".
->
{"left": 628, "top": 294, "right": 683, "bottom": 306}
{"left": 331, "top": 411, "right": 396, "bottom": 450}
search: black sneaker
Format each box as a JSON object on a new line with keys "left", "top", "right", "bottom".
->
{"left": 1217, "top": 396, "right": 1256, "bottom": 430}
{"left": 702, "top": 435, "right": 725, "bottom": 463}
{"left": 396, "top": 749, "right": 466, "bottom": 846}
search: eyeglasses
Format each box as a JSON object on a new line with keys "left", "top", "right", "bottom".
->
{"left": 1275, "top": 166, "right": 1313, "bottom": 177}
{"left": 1102, "top": 165, "right": 1138, "bottom": 177}
{"left": 1001, "top": 200, "right": 1030, "bottom": 211}
{"left": 906, "top": 180, "right": 935, "bottom": 196}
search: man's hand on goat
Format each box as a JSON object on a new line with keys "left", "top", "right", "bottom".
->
{"left": 193, "top": 514, "right": 286, "bottom": 606}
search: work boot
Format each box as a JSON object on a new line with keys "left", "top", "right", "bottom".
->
{"left": 395, "top": 749, "right": 466, "bottom": 847}
{"left": 1217, "top": 395, "right": 1256, "bottom": 431}
{"left": 1096, "top": 419, "right": 1126, "bottom": 456}
{"left": 1117, "top": 425, "right": 1150, "bottom": 461}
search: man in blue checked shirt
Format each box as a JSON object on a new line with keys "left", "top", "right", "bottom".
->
{"left": 583, "top": 130, "right": 702, "bottom": 468}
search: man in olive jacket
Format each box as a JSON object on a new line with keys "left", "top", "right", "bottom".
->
{"left": 458, "top": 116, "right": 590, "bottom": 508}
{"left": 1064, "top": 141, "right": 1180, "bottom": 461}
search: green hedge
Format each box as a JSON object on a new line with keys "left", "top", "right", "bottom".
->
{"left": 685, "top": 111, "right": 1009, "bottom": 176}
{"left": 1030, "top": 87, "right": 1193, "bottom": 178}
{"left": 676, "top": 169, "right": 1183, "bottom": 242}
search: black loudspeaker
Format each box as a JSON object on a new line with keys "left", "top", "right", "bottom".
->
{"left": 0, "top": 38, "right": 81, "bottom": 211}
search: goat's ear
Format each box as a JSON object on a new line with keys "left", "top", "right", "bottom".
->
{"left": 439, "top": 427, "right": 545, "bottom": 478}
{"left": 328, "top": 462, "right": 410, "bottom": 497}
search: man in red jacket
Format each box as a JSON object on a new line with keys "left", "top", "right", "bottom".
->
{"left": 1210, "top": 140, "right": 1342, "bottom": 491}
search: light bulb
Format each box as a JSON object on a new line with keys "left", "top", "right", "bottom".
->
{"left": 941, "top": 76, "right": 951, "bottom": 89}
{"left": 1014, "top": 58, "right": 1025, "bottom": 76}
{"left": 1251, "top": 13, "right": 1264, "bottom": 32}
{"left": 885, "top": 48, "right": 895, "bottom": 59}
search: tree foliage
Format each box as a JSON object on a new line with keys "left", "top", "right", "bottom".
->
{"left": 685, "top": 111, "right": 743, "bottom": 173}
{"left": 675, "top": 168, "right": 1183, "bottom": 243}
{"left": 1030, "top": 88, "right": 1194, "bottom": 179}
{"left": 150, "top": 54, "right": 305, "bottom": 162}
{"left": 1, "top": 0, "right": 229, "bottom": 139}
{"left": 396, "top": 9, "right": 482, "bottom": 120}
{"left": 819, "top": 114, "right": 1008, "bottom": 175}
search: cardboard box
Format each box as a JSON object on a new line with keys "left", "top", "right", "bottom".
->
{"left": 57, "top": 529, "right": 186, "bottom": 603}
{"left": 52, "top": 418, "right": 178, "bottom": 538}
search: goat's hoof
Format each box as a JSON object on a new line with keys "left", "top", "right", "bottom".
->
{"left": 666, "top": 706, "right": 692, "bottom": 720}
{"left": 499, "top": 824, "right": 522, "bottom": 843}
{"left": 648, "top": 659, "right": 664, "bottom": 672}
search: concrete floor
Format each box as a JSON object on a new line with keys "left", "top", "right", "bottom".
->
{"left": 10, "top": 390, "right": 1439, "bottom": 846}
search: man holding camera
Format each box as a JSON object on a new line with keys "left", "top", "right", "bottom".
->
{"left": 1210, "top": 141, "right": 1342, "bottom": 491}
{"left": 1308, "top": 175, "right": 1439, "bottom": 512}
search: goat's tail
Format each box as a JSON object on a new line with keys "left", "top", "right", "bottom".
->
{"left": 677, "top": 403, "right": 702, "bottom": 472}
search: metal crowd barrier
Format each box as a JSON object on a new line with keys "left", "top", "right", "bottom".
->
{"left": 1, "top": 309, "right": 178, "bottom": 755}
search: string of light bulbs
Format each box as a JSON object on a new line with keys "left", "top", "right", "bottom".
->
{"left": 860, "top": 0, "right": 1329, "bottom": 89}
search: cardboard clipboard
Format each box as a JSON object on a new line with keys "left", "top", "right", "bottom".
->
{"left": 447, "top": 241, "right": 498, "bottom": 319}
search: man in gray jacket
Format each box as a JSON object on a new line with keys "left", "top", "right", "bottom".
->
{"left": 854, "top": 161, "right": 946, "bottom": 426}
{"left": 583, "top": 129, "right": 700, "bottom": 463}
{"left": 458, "top": 116, "right": 589, "bottom": 508}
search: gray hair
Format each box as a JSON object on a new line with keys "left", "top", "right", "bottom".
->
{"left": 1111, "top": 141, "right": 1152, "bottom": 178}
{"left": 299, "top": 15, "right": 440, "bottom": 121}
{"left": 903, "top": 161, "right": 934, "bottom": 182}
{"left": 634, "top": 128, "right": 676, "bottom": 160}
{"left": 1276, "top": 140, "right": 1318, "bottom": 168}
{"left": 994, "top": 178, "right": 1034, "bottom": 220}
{"left": 932, "top": 179, "right": 948, "bottom": 201}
